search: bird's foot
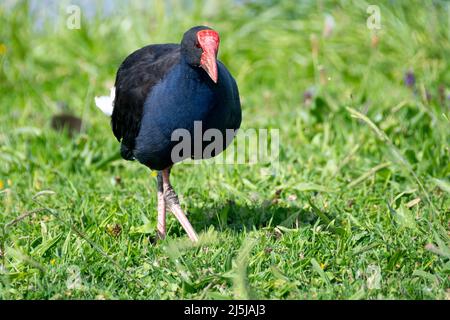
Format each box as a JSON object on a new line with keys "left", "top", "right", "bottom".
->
{"left": 156, "top": 172, "right": 166, "bottom": 240}
{"left": 164, "top": 186, "right": 199, "bottom": 242}
{"left": 162, "top": 169, "right": 199, "bottom": 242}
{"left": 156, "top": 190, "right": 166, "bottom": 240}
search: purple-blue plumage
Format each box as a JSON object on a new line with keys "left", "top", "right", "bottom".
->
{"left": 112, "top": 26, "right": 241, "bottom": 170}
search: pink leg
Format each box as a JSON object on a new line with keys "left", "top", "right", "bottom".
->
{"left": 162, "top": 168, "right": 199, "bottom": 242}
{"left": 156, "top": 171, "right": 166, "bottom": 240}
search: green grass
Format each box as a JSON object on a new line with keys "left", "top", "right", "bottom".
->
{"left": 0, "top": 0, "right": 449, "bottom": 299}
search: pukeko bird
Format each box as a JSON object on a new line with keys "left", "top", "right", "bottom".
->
{"left": 95, "top": 26, "right": 241, "bottom": 242}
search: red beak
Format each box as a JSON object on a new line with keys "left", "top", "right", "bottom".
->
{"left": 197, "top": 30, "right": 220, "bottom": 83}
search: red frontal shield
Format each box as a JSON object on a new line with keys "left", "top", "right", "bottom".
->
{"left": 197, "top": 30, "right": 220, "bottom": 83}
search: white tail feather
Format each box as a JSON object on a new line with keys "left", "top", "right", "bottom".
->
{"left": 94, "top": 87, "right": 115, "bottom": 116}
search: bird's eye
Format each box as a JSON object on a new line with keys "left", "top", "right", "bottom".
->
{"left": 195, "top": 42, "right": 201, "bottom": 48}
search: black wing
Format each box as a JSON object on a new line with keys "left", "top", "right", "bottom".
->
{"left": 112, "top": 44, "right": 181, "bottom": 159}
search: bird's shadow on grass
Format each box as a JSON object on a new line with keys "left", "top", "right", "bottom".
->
{"left": 185, "top": 200, "right": 318, "bottom": 234}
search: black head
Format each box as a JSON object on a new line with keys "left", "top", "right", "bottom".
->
{"left": 181, "top": 26, "right": 220, "bottom": 83}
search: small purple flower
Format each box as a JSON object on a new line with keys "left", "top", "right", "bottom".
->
{"left": 404, "top": 70, "right": 416, "bottom": 88}
{"left": 303, "top": 90, "right": 313, "bottom": 101}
